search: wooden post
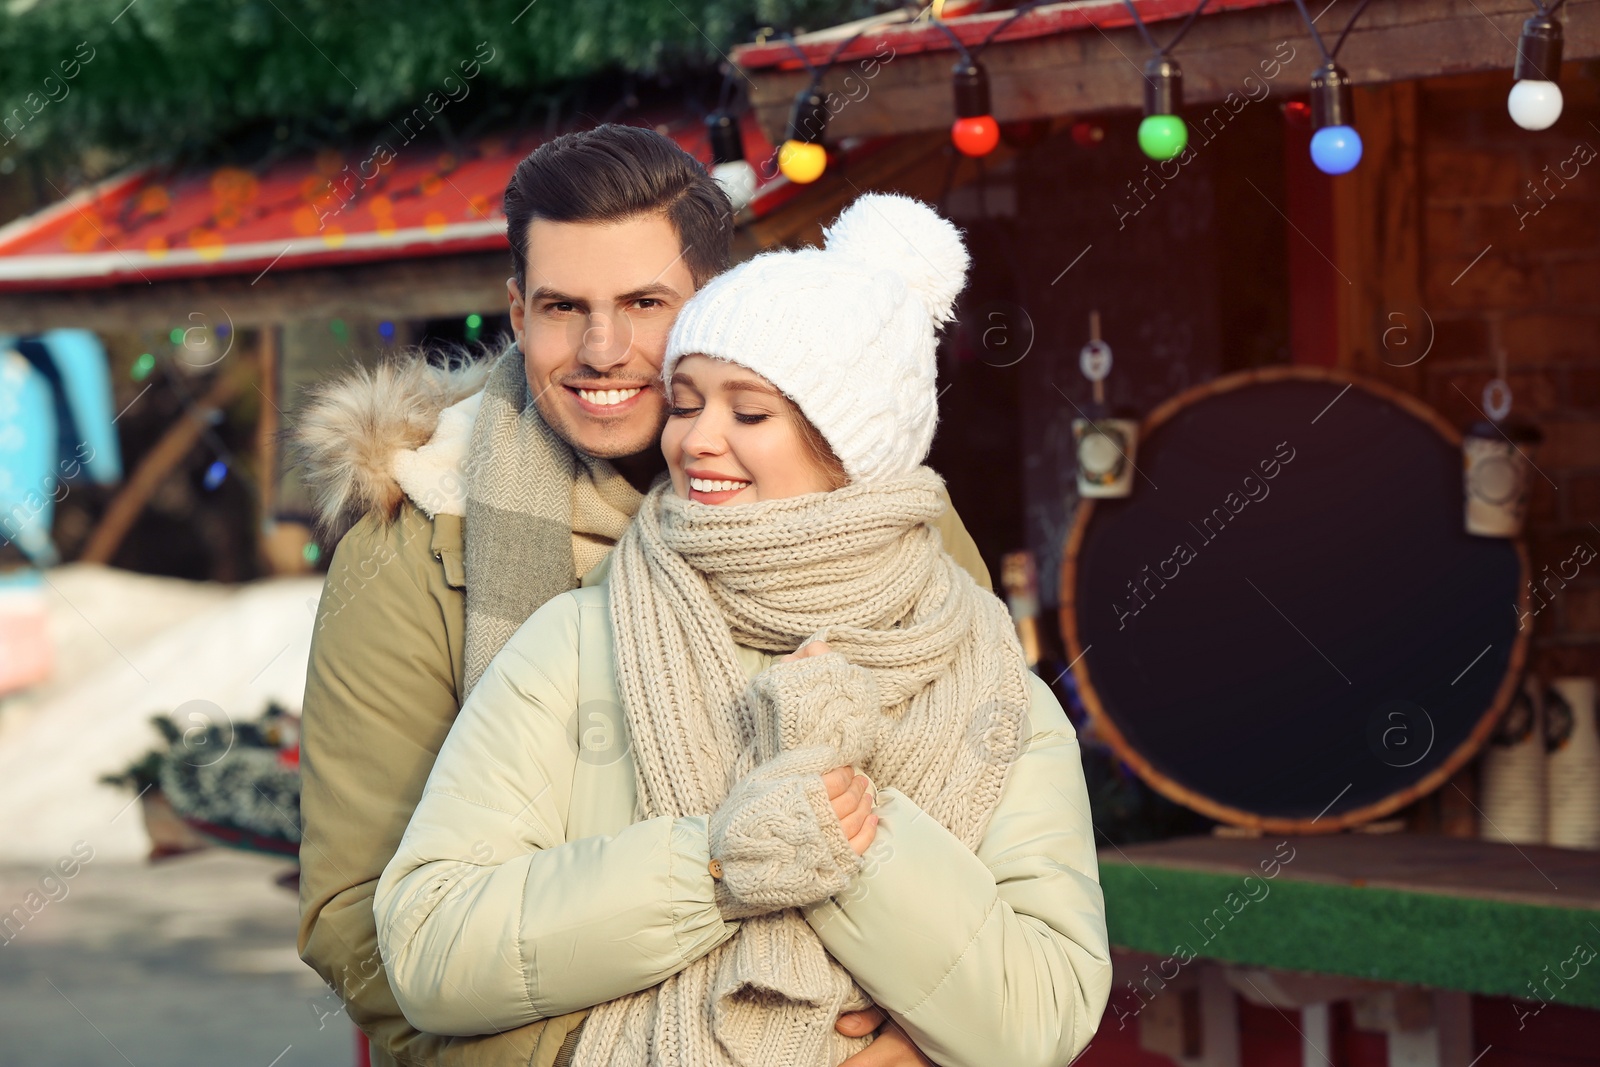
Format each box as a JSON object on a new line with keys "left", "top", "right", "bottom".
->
{"left": 255, "top": 326, "right": 280, "bottom": 524}
{"left": 1198, "top": 964, "right": 1242, "bottom": 1067}
{"left": 1300, "top": 1003, "right": 1332, "bottom": 1067}
{"left": 78, "top": 371, "right": 241, "bottom": 566}
{"left": 1330, "top": 81, "right": 1424, "bottom": 393}
{"left": 1373, "top": 988, "right": 1473, "bottom": 1067}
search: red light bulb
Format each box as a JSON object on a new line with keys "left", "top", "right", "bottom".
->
{"left": 951, "top": 115, "right": 1000, "bottom": 157}
{"left": 950, "top": 60, "right": 999, "bottom": 158}
{"left": 1284, "top": 99, "right": 1312, "bottom": 127}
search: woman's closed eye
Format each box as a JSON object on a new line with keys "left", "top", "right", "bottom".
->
{"left": 667, "top": 404, "right": 770, "bottom": 424}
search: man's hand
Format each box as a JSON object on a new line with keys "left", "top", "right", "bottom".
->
{"left": 836, "top": 1008, "right": 935, "bottom": 1066}
{"left": 783, "top": 638, "right": 832, "bottom": 661}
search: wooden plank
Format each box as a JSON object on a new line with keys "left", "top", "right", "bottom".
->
{"left": 743, "top": 0, "right": 1600, "bottom": 145}
{"left": 1331, "top": 81, "right": 1426, "bottom": 389}
{"left": 0, "top": 252, "right": 512, "bottom": 332}
{"left": 1103, "top": 831, "right": 1600, "bottom": 912}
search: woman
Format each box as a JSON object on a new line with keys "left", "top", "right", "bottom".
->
{"left": 374, "top": 193, "right": 1111, "bottom": 1067}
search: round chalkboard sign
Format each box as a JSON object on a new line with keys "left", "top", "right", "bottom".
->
{"left": 1061, "top": 366, "right": 1530, "bottom": 833}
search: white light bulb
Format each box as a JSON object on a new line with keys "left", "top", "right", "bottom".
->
{"left": 712, "top": 160, "right": 758, "bottom": 212}
{"left": 1508, "top": 79, "right": 1563, "bottom": 131}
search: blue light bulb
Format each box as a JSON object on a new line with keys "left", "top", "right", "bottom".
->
{"left": 1310, "top": 125, "right": 1363, "bottom": 175}
{"left": 203, "top": 459, "right": 228, "bottom": 491}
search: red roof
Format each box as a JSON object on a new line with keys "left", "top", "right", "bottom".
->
{"left": 733, "top": 0, "right": 1283, "bottom": 71}
{"left": 0, "top": 114, "right": 789, "bottom": 291}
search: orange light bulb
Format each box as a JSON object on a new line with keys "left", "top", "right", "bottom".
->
{"left": 777, "top": 140, "right": 827, "bottom": 183}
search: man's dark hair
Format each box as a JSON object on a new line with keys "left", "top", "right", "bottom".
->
{"left": 504, "top": 123, "right": 734, "bottom": 292}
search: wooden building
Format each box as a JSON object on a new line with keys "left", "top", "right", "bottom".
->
{"left": 730, "top": 3, "right": 1600, "bottom": 1065}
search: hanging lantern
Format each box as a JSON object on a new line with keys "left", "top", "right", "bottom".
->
{"left": 950, "top": 60, "right": 1000, "bottom": 157}
{"left": 1309, "top": 61, "right": 1362, "bottom": 175}
{"left": 706, "top": 112, "right": 758, "bottom": 211}
{"left": 1137, "top": 55, "right": 1187, "bottom": 161}
{"left": 778, "top": 87, "right": 829, "bottom": 184}
{"left": 1072, "top": 312, "right": 1138, "bottom": 499}
{"left": 1074, "top": 406, "right": 1140, "bottom": 498}
{"left": 1463, "top": 372, "right": 1543, "bottom": 537}
{"left": 1463, "top": 419, "right": 1541, "bottom": 537}
{"left": 1508, "top": 11, "right": 1564, "bottom": 131}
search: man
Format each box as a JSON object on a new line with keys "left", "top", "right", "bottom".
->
{"left": 295, "top": 124, "right": 991, "bottom": 1067}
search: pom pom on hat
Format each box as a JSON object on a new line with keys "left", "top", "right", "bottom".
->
{"left": 822, "top": 192, "right": 970, "bottom": 325}
{"left": 663, "top": 192, "right": 970, "bottom": 484}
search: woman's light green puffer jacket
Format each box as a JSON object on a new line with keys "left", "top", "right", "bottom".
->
{"left": 374, "top": 571, "right": 1113, "bottom": 1067}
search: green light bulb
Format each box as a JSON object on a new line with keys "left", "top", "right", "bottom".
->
{"left": 1138, "top": 114, "right": 1187, "bottom": 161}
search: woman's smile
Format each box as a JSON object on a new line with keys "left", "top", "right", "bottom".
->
{"left": 685, "top": 468, "right": 753, "bottom": 504}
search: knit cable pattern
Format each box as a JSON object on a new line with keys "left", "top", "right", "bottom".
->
{"left": 571, "top": 467, "right": 1033, "bottom": 1067}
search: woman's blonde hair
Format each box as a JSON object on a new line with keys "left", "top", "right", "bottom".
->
{"left": 790, "top": 400, "right": 850, "bottom": 490}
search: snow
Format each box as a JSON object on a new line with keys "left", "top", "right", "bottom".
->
{"left": 0, "top": 564, "right": 324, "bottom": 863}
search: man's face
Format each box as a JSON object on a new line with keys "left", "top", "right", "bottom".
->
{"left": 508, "top": 213, "right": 696, "bottom": 459}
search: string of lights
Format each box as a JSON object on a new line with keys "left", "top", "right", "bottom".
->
{"left": 707, "top": 0, "right": 1571, "bottom": 191}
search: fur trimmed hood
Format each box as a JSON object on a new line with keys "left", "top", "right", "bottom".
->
{"left": 289, "top": 351, "right": 496, "bottom": 538}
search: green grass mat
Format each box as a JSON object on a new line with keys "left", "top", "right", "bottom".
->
{"left": 1101, "top": 862, "right": 1600, "bottom": 1009}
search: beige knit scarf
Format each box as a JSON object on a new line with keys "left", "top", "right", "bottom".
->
{"left": 462, "top": 346, "right": 641, "bottom": 695}
{"left": 573, "top": 467, "right": 1033, "bottom": 1067}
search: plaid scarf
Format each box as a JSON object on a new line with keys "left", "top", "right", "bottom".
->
{"left": 461, "top": 345, "right": 640, "bottom": 696}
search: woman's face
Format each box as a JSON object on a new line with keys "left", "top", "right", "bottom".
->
{"left": 662, "top": 355, "right": 841, "bottom": 504}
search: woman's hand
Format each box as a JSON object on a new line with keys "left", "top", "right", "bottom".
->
{"left": 785, "top": 641, "right": 879, "bottom": 856}
{"left": 823, "top": 765, "right": 877, "bottom": 856}
{"left": 836, "top": 1008, "right": 933, "bottom": 1066}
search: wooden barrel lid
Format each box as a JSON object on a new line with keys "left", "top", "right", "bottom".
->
{"left": 1060, "top": 365, "right": 1531, "bottom": 833}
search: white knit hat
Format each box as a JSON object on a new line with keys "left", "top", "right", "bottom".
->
{"left": 662, "top": 192, "right": 970, "bottom": 484}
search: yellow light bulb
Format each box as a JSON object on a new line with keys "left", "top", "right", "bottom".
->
{"left": 778, "top": 140, "right": 827, "bottom": 184}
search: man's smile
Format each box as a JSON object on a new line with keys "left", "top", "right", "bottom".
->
{"left": 565, "top": 382, "right": 652, "bottom": 417}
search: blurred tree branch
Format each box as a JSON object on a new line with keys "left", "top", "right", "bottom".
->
{"left": 0, "top": 0, "right": 889, "bottom": 166}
